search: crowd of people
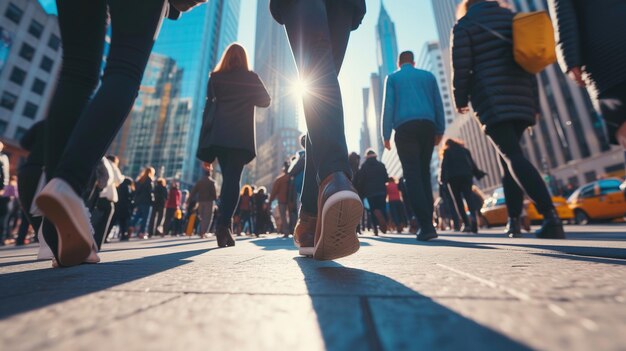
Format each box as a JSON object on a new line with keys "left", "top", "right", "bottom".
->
{"left": 1, "top": 0, "right": 624, "bottom": 269}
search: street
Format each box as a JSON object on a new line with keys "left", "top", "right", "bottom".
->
{"left": 1, "top": 224, "right": 625, "bottom": 351}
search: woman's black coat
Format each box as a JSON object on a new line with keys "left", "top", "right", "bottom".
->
{"left": 451, "top": 1, "right": 539, "bottom": 130}
{"left": 440, "top": 145, "right": 480, "bottom": 183}
{"left": 197, "top": 70, "right": 270, "bottom": 164}
{"left": 269, "top": 0, "right": 366, "bottom": 30}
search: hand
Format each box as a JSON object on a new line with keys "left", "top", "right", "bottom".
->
{"left": 384, "top": 140, "right": 392, "bottom": 151}
{"left": 568, "top": 67, "right": 586, "bottom": 87}
{"left": 457, "top": 107, "right": 470, "bottom": 114}
{"left": 434, "top": 135, "right": 443, "bottom": 146}
{"left": 170, "top": 0, "right": 207, "bottom": 12}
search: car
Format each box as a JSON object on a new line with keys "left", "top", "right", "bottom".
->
{"left": 567, "top": 178, "right": 626, "bottom": 225}
{"left": 480, "top": 187, "right": 574, "bottom": 228}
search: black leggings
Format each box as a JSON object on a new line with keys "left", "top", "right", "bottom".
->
{"left": 447, "top": 176, "right": 477, "bottom": 226}
{"left": 282, "top": 0, "right": 354, "bottom": 215}
{"left": 486, "top": 122, "right": 554, "bottom": 217}
{"left": 215, "top": 148, "right": 248, "bottom": 227}
{"left": 45, "top": 0, "right": 166, "bottom": 194}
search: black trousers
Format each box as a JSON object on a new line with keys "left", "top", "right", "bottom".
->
{"left": 148, "top": 205, "right": 165, "bottom": 237}
{"left": 45, "top": 0, "right": 166, "bottom": 194}
{"left": 366, "top": 194, "right": 387, "bottom": 227}
{"left": 395, "top": 121, "right": 436, "bottom": 230}
{"left": 282, "top": 0, "right": 354, "bottom": 215}
{"left": 486, "top": 122, "right": 554, "bottom": 217}
{"left": 447, "top": 176, "right": 476, "bottom": 226}
{"left": 92, "top": 198, "right": 114, "bottom": 250}
{"left": 598, "top": 81, "right": 626, "bottom": 145}
{"left": 215, "top": 147, "right": 248, "bottom": 227}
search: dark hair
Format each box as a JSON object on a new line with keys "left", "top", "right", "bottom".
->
{"left": 399, "top": 51, "right": 414, "bottom": 65}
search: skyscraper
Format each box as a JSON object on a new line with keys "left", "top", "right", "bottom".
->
{"left": 252, "top": 0, "right": 300, "bottom": 188}
{"left": 376, "top": 1, "right": 399, "bottom": 83}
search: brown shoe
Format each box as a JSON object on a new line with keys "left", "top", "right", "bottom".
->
{"left": 313, "top": 172, "right": 363, "bottom": 260}
{"left": 294, "top": 211, "right": 316, "bottom": 256}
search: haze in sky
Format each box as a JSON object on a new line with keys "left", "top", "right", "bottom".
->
{"left": 238, "top": 0, "right": 439, "bottom": 152}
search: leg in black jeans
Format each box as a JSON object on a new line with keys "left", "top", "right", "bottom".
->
{"left": 92, "top": 198, "right": 114, "bottom": 250}
{"left": 216, "top": 148, "right": 248, "bottom": 227}
{"left": 282, "top": 0, "right": 354, "bottom": 216}
{"left": 486, "top": 122, "right": 554, "bottom": 215}
{"left": 395, "top": 121, "right": 436, "bottom": 231}
{"left": 447, "top": 177, "right": 472, "bottom": 227}
{"left": 498, "top": 156, "right": 524, "bottom": 218}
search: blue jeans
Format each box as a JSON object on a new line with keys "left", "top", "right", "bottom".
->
{"left": 134, "top": 204, "right": 152, "bottom": 235}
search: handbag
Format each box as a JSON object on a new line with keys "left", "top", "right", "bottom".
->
{"left": 196, "top": 78, "right": 217, "bottom": 162}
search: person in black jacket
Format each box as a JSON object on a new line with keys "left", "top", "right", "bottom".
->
{"left": 548, "top": 0, "right": 626, "bottom": 149}
{"left": 270, "top": 0, "right": 366, "bottom": 260}
{"left": 133, "top": 167, "right": 155, "bottom": 239}
{"left": 148, "top": 178, "right": 168, "bottom": 237}
{"left": 115, "top": 177, "right": 134, "bottom": 241}
{"left": 452, "top": 0, "right": 564, "bottom": 239}
{"left": 355, "top": 150, "right": 389, "bottom": 235}
{"left": 197, "top": 43, "right": 270, "bottom": 248}
{"left": 439, "top": 139, "right": 485, "bottom": 234}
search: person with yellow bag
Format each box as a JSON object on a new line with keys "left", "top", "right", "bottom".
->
{"left": 451, "top": 0, "right": 565, "bottom": 239}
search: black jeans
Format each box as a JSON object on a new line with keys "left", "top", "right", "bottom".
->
{"left": 486, "top": 122, "right": 554, "bottom": 217}
{"left": 367, "top": 194, "right": 387, "bottom": 227}
{"left": 447, "top": 176, "right": 476, "bottom": 226}
{"left": 395, "top": 121, "right": 436, "bottom": 230}
{"left": 598, "top": 81, "right": 626, "bottom": 145}
{"left": 282, "top": 0, "right": 354, "bottom": 215}
{"left": 45, "top": 0, "right": 166, "bottom": 194}
{"left": 148, "top": 205, "right": 165, "bottom": 237}
{"left": 215, "top": 147, "right": 249, "bottom": 227}
{"left": 92, "top": 198, "right": 114, "bottom": 250}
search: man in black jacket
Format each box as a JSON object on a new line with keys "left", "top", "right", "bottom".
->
{"left": 355, "top": 150, "right": 389, "bottom": 235}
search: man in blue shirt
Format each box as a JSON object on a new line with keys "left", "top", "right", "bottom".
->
{"left": 381, "top": 51, "right": 445, "bottom": 241}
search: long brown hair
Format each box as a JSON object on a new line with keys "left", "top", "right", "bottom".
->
{"left": 136, "top": 167, "right": 155, "bottom": 184}
{"left": 440, "top": 138, "right": 466, "bottom": 158}
{"left": 214, "top": 43, "right": 250, "bottom": 73}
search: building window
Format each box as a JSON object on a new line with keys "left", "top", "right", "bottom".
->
{"left": 48, "top": 34, "right": 61, "bottom": 51}
{"left": 28, "top": 20, "right": 44, "bottom": 38}
{"left": 5, "top": 3, "right": 23, "bottom": 24}
{"left": 22, "top": 102, "right": 38, "bottom": 119}
{"left": 14, "top": 127, "right": 27, "bottom": 141}
{"left": 0, "top": 92, "right": 18, "bottom": 111}
{"left": 10, "top": 66, "right": 26, "bottom": 85}
{"left": 0, "top": 120, "right": 7, "bottom": 136}
{"left": 31, "top": 78, "right": 46, "bottom": 95}
{"left": 19, "top": 43, "right": 35, "bottom": 61}
{"left": 40, "top": 56, "right": 53, "bottom": 72}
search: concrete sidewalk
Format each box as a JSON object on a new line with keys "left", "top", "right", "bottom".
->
{"left": 1, "top": 225, "right": 625, "bottom": 351}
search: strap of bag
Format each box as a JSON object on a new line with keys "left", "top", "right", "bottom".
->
{"left": 465, "top": 19, "right": 512, "bottom": 44}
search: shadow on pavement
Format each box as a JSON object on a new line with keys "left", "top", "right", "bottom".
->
{"left": 364, "top": 236, "right": 497, "bottom": 250}
{"left": 533, "top": 252, "right": 626, "bottom": 266}
{"left": 0, "top": 248, "right": 214, "bottom": 319}
{"left": 294, "top": 258, "right": 531, "bottom": 351}
{"left": 250, "top": 237, "right": 371, "bottom": 251}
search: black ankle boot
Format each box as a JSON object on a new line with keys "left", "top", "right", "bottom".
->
{"left": 506, "top": 217, "right": 522, "bottom": 238}
{"left": 469, "top": 213, "right": 478, "bottom": 233}
{"left": 216, "top": 225, "right": 235, "bottom": 248}
{"left": 535, "top": 209, "right": 565, "bottom": 239}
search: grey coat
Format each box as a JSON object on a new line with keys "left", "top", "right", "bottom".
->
{"left": 269, "top": 0, "right": 366, "bottom": 30}
{"left": 548, "top": 0, "right": 626, "bottom": 98}
{"left": 451, "top": 1, "right": 539, "bottom": 130}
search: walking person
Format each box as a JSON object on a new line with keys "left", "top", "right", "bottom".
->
{"left": 452, "top": 0, "right": 565, "bottom": 239}
{"left": 548, "top": 0, "right": 626, "bottom": 149}
{"left": 386, "top": 177, "right": 406, "bottom": 233}
{"left": 0, "top": 142, "right": 9, "bottom": 245}
{"left": 238, "top": 185, "right": 254, "bottom": 235}
{"left": 133, "top": 167, "right": 155, "bottom": 239}
{"left": 92, "top": 156, "right": 124, "bottom": 249}
{"left": 33, "top": 0, "right": 207, "bottom": 267}
{"left": 16, "top": 121, "right": 45, "bottom": 243}
{"left": 196, "top": 43, "right": 270, "bottom": 247}
{"left": 382, "top": 51, "right": 446, "bottom": 241}
{"left": 149, "top": 178, "right": 168, "bottom": 237}
{"left": 355, "top": 150, "right": 390, "bottom": 235}
{"left": 270, "top": 0, "right": 366, "bottom": 260}
{"left": 189, "top": 164, "right": 217, "bottom": 239}
{"left": 270, "top": 163, "right": 292, "bottom": 238}
{"left": 439, "top": 139, "right": 485, "bottom": 234}
{"left": 116, "top": 177, "right": 134, "bottom": 241}
{"left": 163, "top": 181, "right": 182, "bottom": 236}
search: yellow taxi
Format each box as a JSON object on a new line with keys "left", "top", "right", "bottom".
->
{"left": 480, "top": 187, "right": 574, "bottom": 228}
{"left": 567, "top": 178, "right": 626, "bottom": 225}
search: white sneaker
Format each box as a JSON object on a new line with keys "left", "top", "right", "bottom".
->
{"left": 35, "top": 178, "right": 96, "bottom": 267}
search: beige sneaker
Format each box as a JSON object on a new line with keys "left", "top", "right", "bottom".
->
{"left": 294, "top": 211, "right": 316, "bottom": 256}
{"left": 313, "top": 172, "right": 363, "bottom": 261}
{"left": 36, "top": 178, "right": 96, "bottom": 267}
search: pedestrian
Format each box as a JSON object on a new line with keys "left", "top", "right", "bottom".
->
{"left": 439, "top": 139, "right": 486, "bottom": 234}
{"left": 33, "top": 1, "right": 207, "bottom": 267}
{"left": 196, "top": 43, "right": 270, "bottom": 248}
{"left": 355, "top": 149, "right": 390, "bottom": 235}
{"left": 149, "top": 178, "right": 168, "bottom": 237}
{"left": 16, "top": 121, "right": 45, "bottom": 245}
{"left": 92, "top": 156, "right": 124, "bottom": 249}
{"left": 270, "top": 0, "right": 366, "bottom": 260}
{"left": 386, "top": 177, "right": 406, "bottom": 233}
{"left": 163, "top": 181, "right": 182, "bottom": 236}
{"left": 238, "top": 185, "right": 254, "bottom": 235}
{"left": 287, "top": 135, "right": 306, "bottom": 226}
{"left": 452, "top": 0, "right": 565, "bottom": 239}
{"left": 189, "top": 164, "right": 217, "bottom": 239}
{"left": 270, "top": 163, "right": 292, "bottom": 238}
{"left": 0, "top": 175, "right": 18, "bottom": 245}
{"left": 349, "top": 152, "right": 363, "bottom": 234}
{"left": 253, "top": 187, "right": 269, "bottom": 237}
{"left": 382, "top": 51, "right": 446, "bottom": 241}
{"left": 548, "top": 0, "right": 626, "bottom": 149}
{"left": 115, "top": 177, "right": 134, "bottom": 241}
{"left": 133, "top": 167, "right": 155, "bottom": 239}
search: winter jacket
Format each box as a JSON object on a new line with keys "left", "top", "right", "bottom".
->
{"left": 269, "top": 0, "right": 366, "bottom": 31}
{"left": 153, "top": 183, "right": 169, "bottom": 208}
{"left": 134, "top": 179, "right": 154, "bottom": 206}
{"left": 440, "top": 145, "right": 480, "bottom": 183}
{"left": 355, "top": 157, "right": 389, "bottom": 198}
{"left": 197, "top": 69, "right": 270, "bottom": 164}
{"left": 189, "top": 177, "right": 217, "bottom": 203}
{"left": 451, "top": 1, "right": 539, "bottom": 130}
{"left": 548, "top": 0, "right": 626, "bottom": 98}
{"left": 166, "top": 187, "right": 182, "bottom": 209}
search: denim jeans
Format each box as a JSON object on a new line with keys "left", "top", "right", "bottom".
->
{"left": 282, "top": 0, "right": 354, "bottom": 215}
{"left": 214, "top": 147, "right": 249, "bottom": 227}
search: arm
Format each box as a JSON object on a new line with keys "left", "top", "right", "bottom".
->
{"left": 548, "top": 0, "right": 583, "bottom": 74}
{"left": 253, "top": 73, "right": 271, "bottom": 108}
{"left": 431, "top": 74, "right": 446, "bottom": 136}
{"left": 451, "top": 24, "right": 473, "bottom": 110}
{"left": 209, "top": 181, "right": 217, "bottom": 202}
{"left": 381, "top": 75, "right": 395, "bottom": 143}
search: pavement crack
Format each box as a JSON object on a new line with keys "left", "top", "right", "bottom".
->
{"left": 234, "top": 255, "right": 265, "bottom": 265}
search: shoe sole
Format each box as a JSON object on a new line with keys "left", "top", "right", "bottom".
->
{"left": 314, "top": 191, "right": 363, "bottom": 261}
{"left": 36, "top": 194, "right": 91, "bottom": 267}
{"left": 299, "top": 246, "right": 314, "bottom": 257}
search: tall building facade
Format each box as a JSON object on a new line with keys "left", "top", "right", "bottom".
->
{"left": 252, "top": 0, "right": 300, "bottom": 189}
{"left": 112, "top": 0, "right": 241, "bottom": 185}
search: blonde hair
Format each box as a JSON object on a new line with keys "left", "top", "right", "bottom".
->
{"left": 456, "top": 0, "right": 508, "bottom": 19}
{"left": 214, "top": 43, "right": 250, "bottom": 73}
{"left": 241, "top": 184, "right": 253, "bottom": 197}
{"left": 136, "top": 167, "right": 155, "bottom": 183}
